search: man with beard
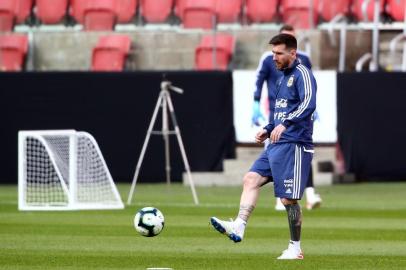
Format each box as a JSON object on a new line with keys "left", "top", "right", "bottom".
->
{"left": 210, "top": 33, "right": 317, "bottom": 260}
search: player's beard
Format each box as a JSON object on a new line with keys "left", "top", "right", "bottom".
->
{"left": 274, "top": 59, "right": 288, "bottom": 70}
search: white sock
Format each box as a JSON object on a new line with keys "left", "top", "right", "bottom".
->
{"left": 234, "top": 217, "right": 247, "bottom": 233}
{"left": 305, "top": 187, "right": 315, "bottom": 199}
{"left": 289, "top": 240, "right": 301, "bottom": 252}
{"left": 234, "top": 217, "right": 246, "bottom": 226}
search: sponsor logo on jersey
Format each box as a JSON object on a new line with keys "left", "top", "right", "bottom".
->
{"left": 283, "top": 178, "right": 293, "bottom": 189}
{"left": 286, "top": 188, "right": 292, "bottom": 194}
{"left": 274, "top": 112, "right": 287, "bottom": 121}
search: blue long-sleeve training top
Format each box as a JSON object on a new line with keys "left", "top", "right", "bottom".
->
{"left": 263, "top": 59, "right": 317, "bottom": 147}
{"left": 254, "top": 50, "right": 312, "bottom": 121}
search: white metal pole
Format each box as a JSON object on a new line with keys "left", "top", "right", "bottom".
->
{"left": 212, "top": 14, "right": 217, "bottom": 69}
{"left": 69, "top": 132, "right": 78, "bottom": 209}
{"left": 402, "top": 0, "right": 406, "bottom": 71}
{"left": 26, "top": 32, "right": 34, "bottom": 71}
{"left": 309, "top": 0, "right": 314, "bottom": 29}
{"left": 370, "top": 0, "right": 380, "bottom": 71}
{"left": 339, "top": 23, "right": 347, "bottom": 72}
{"left": 18, "top": 132, "right": 26, "bottom": 210}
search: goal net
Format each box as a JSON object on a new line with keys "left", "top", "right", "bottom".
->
{"left": 18, "top": 130, "right": 124, "bottom": 210}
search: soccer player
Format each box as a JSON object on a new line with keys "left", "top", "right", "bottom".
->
{"left": 210, "top": 33, "right": 317, "bottom": 260}
{"left": 252, "top": 24, "right": 321, "bottom": 211}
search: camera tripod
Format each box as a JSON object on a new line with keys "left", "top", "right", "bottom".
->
{"left": 127, "top": 79, "right": 199, "bottom": 205}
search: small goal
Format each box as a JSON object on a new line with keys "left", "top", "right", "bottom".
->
{"left": 18, "top": 130, "right": 124, "bottom": 211}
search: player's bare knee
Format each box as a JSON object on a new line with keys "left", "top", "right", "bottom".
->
{"left": 242, "top": 172, "right": 262, "bottom": 190}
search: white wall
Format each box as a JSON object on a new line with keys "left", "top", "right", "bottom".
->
{"left": 232, "top": 70, "right": 337, "bottom": 144}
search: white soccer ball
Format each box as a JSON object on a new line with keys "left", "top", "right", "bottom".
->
{"left": 134, "top": 207, "right": 165, "bottom": 237}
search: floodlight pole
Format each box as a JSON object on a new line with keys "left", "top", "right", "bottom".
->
{"left": 127, "top": 80, "right": 199, "bottom": 205}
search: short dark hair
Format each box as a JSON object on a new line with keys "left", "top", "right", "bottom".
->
{"left": 269, "top": 33, "right": 297, "bottom": 50}
{"left": 279, "top": 24, "right": 294, "bottom": 33}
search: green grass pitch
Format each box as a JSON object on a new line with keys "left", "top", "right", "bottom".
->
{"left": 1, "top": 183, "right": 406, "bottom": 270}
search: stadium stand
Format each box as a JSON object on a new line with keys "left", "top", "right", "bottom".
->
{"left": 91, "top": 34, "right": 131, "bottom": 71}
{"left": 280, "top": 0, "right": 319, "bottom": 29}
{"left": 140, "top": 0, "right": 173, "bottom": 23}
{"left": 386, "top": 0, "right": 405, "bottom": 21}
{"left": 116, "top": 0, "right": 137, "bottom": 23}
{"left": 195, "top": 34, "right": 235, "bottom": 70}
{"left": 318, "top": 0, "right": 351, "bottom": 22}
{"left": 35, "top": 0, "right": 68, "bottom": 24}
{"left": 351, "top": 0, "right": 385, "bottom": 22}
{"left": 83, "top": 0, "right": 118, "bottom": 31}
{"left": 0, "top": 33, "right": 28, "bottom": 71}
{"left": 245, "top": 0, "right": 278, "bottom": 23}
{"left": 182, "top": 0, "right": 217, "bottom": 29}
{"left": 0, "top": 0, "right": 16, "bottom": 32}
{"left": 216, "top": 0, "right": 242, "bottom": 23}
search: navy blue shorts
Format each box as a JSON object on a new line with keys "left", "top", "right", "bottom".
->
{"left": 249, "top": 143, "right": 313, "bottom": 199}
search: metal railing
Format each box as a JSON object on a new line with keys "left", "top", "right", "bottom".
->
{"left": 356, "top": 0, "right": 381, "bottom": 71}
{"left": 297, "top": 33, "right": 312, "bottom": 58}
{"left": 327, "top": 14, "right": 347, "bottom": 72}
{"left": 389, "top": 33, "right": 406, "bottom": 71}
{"left": 211, "top": 14, "right": 217, "bottom": 70}
{"left": 356, "top": 52, "right": 372, "bottom": 71}
{"left": 388, "top": 0, "right": 406, "bottom": 71}
{"left": 362, "top": 0, "right": 372, "bottom": 22}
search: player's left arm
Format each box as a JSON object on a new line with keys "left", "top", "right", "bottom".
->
{"left": 282, "top": 67, "right": 317, "bottom": 128}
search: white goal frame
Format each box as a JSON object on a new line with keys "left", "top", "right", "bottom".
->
{"left": 18, "top": 130, "right": 124, "bottom": 211}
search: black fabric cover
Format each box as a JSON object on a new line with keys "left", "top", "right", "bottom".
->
{"left": 0, "top": 71, "right": 235, "bottom": 183}
{"left": 337, "top": 72, "right": 406, "bottom": 181}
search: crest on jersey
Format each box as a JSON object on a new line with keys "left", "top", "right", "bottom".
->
{"left": 287, "top": 75, "right": 294, "bottom": 87}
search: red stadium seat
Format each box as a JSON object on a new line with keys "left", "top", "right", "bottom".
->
{"left": 70, "top": 0, "right": 87, "bottom": 23}
{"left": 280, "top": 0, "right": 319, "bottom": 29}
{"left": 216, "top": 0, "right": 242, "bottom": 23}
{"left": 98, "top": 35, "right": 132, "bottom": 52}
{"left": 386, "top": 0, "right": 405, "bottom": 21}
{"left": 319, "top": 0, "right": 351, "bottom": 21}
{"left": 195, "top": 34, "right": 235, "bottom": 70}
{"left": 245, "top": 0, "right": 278, "bottom": 23}
{"left": 15, "top": 0, "right": 33, "bottom": 23}
{"left": 0, "top": 0, "right": 17, "bottom": 31}
{"left": 116, "top": 0, "right": 137, "bottom": 23}
{"left": 183, "top": 0, "right": 217, "bottom": 29}
{"left": 83, "top": 0, "right": 118, "bottom": 31}
{"left": 0, "top": 34, "right": 28, "bottom": 71}
{"left": 71, "top": 0, "right": 121, "bottom": 26}
{"left": 174, "top": 0, "right": 187, "bottom": 18}
{"left": 140, "top": 0, "right": 173, "bottom": 23}
{"left": 351, "top": 0, "right": 385, "bottom": 22}
{"left": 91, "top": 35, "right": 131, "bottom": 71}
{"left": 198, "top": 34, "right": 235, "bottom": 54}
{"left": 35, "top": 0, "right": 68, "bottom": 24}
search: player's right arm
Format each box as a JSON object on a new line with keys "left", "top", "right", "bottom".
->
{"left": 255, "top": 129, "right": 269, "bottom": 144}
